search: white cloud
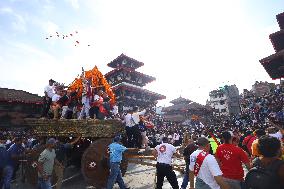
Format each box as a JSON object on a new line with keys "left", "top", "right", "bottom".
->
{"left": 0, "top": 7, "right": 27, "bottom": 32}
{"left": 42, "top": 21, "right": 59, "bottom": 34}
{"left": 1, "top": 0, "right": 281, "bottom": 105}
{"left": 0, "top": 7, "right": 13, "bottom": 14}
{"left": 66, "top": 0, "right": 80, "bottom": 9}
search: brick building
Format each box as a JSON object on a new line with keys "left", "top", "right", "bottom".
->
{"left": 0, "top": 88, "right": 42, "bottom": 128}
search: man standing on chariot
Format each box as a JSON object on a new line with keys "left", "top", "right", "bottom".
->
{"left": 78, "top": 79, "right": 92, "bottom": 120}
{"left": 41, "top": 79, "right": 55, "bottom": 119}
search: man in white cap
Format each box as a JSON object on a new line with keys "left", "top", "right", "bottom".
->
{"left": 37, "top": 138, "right": 57, "bottom": 189}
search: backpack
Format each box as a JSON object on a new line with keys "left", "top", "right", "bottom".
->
{"left": 244, "top": 158, "right": 284, "bottom": 189}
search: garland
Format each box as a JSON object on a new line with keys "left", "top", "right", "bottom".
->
{"left": 68, "top": 66, "right": 116, "bottom": 105}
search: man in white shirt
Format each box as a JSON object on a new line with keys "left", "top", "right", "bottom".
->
{"left": 124, "top": 106, "right": 146, "bottom": 148}
{"left": 78, "top": 80, "right": 92, "bottom": 119}
{"left": 41, "top": 79, "right": 55, "bottom": 118}
{"left": 51, "top": 90, "right": 63, "bottom": 119}
{"left": 269, "top": 130, "right": 283, "bottom": 140}
{"left": 267, "top": 121, "right": 284, "bottom": 141}
{"left": 189, "top": 137, "right": 229, "bottom": 189}
{"left": 153, "top": 137, "right": 180, "bottom": 189}
{"left": 173, "top": 132, "right": 180, "bottom": 146}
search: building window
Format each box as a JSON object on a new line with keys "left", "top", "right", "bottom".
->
{"left": 221, "top": 109, "right": 226, "bottom": 113}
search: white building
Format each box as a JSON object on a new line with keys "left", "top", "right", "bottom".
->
{"left": 207, "top": 85, "right": 240, "bottom": 116}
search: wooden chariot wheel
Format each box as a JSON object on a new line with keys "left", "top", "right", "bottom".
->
{"left": 81, "top": 138, "right": 129, "bottom": 189}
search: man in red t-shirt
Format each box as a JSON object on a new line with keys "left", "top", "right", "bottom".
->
{"left": 216, "top": 131, "right": 251, "bottom": 189}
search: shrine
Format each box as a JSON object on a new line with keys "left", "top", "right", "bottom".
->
{"left": 105, "top": 54, "right": 166, "bottom": 110}
{"left": 260, "top": 12, "right": 284, "bottom": 79}
{"left": 162, "top": 97, "right": 213, "bottom": 124}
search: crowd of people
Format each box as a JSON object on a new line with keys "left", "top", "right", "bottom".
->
{"left": 0, "top": 81, "right": 283, "bottom": 189}
{"left": 145, "top": 83, "right": 284, "bottom": 189}
{"left": 41, "top": 79, "right": 118, "bottom": 120}
{"left": 0, "top": 130, "right": 81, "bottom": 189}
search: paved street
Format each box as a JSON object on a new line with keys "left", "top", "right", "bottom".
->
{"left": 12, "top": 163, "right": 185, "bottom": 189}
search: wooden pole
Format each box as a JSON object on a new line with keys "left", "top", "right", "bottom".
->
{"left": 127, "top": 160, "right": 185, "bottom": 173}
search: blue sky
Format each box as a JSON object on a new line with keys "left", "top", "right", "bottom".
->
{"left": 0, "top": 0, "right": 283, "bottom": 105}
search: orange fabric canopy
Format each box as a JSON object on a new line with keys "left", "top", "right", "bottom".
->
{"left": 68, "top": 66, "right": 116, "bottom": 105}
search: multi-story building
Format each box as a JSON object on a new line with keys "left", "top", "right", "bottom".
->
{"left": 251, "top": 81, "right": 275, "bottom": 97}
{"left": 207, "top": 85, "right": 240, "bottom": 116}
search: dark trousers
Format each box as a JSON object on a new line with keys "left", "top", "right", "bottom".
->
{"left": 41, "top": 97, "right": 52, "bottom": 117}
{"left": 125, "top": 126, "right": 141, "bottom": 148}
{"left": 181, "top": 161, "right": 189, "bottom": 189}
{"left": 0, "top": 168, "right": 3, "bottom": 189}
{"left": 89, "top": 107, "right": 105, "bottom": 120}
{"left": 156, "top": 163, "right": 179, "bottom": 189}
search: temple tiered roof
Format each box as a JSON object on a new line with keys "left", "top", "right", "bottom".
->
{"left": 260, "top": 12, "right": 284, "bottom": 79}
{"left": 164, "top": 100, "right": 210, "bottom": 112}
{"left": 107, "top": 54, "right": 144, "bottom": 69}
{"left": 112, "top": 82, "right": 166, "bottom": 100}
{"left": 277, "top": 12, "right": 284, "bottom": 29}
{"left": 105, "top": 54, "right": 165, "bottom": 109}
{"left": 163, "top": 96, "right": 212, "bottom": 122}
{"left": 260, "top": 49, "right": 284, "bottom": 79}
{"left": 105, "top": 67, "right": 155, "bottom": 87}
{"left": 169, "top": 97, "right": 192, "bottom": 105}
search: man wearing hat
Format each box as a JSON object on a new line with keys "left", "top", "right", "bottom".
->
{"left": 41, "top": 79, "right": 55, "bottom": 118}
{"left": 37, "top": 138, "right": 57, "bottom": 189}
{"left": 106, "top": 135, "right": 129, "bottom": 189}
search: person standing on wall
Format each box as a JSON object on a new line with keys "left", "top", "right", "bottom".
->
{"left": 124, "top": 106, "right": 146, "bottom": 148}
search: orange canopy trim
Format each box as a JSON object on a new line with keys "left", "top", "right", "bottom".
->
{"left": 68, "top": 66, "right": 116, "bottom": 105}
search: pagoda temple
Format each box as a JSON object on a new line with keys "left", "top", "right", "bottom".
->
{"left": 105, "top": 54, "right": 166, "bottom": 110}
{"left": 260, "top": 12, "right": 284, "bottom": 79}
{"left": 162, "top": 97, "right": 213, "bottom": 123}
